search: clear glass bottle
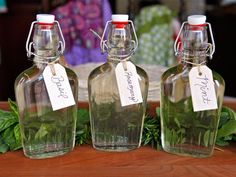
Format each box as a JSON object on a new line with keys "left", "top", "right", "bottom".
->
{"left": 14, "top": 14, "right": 78, "bottom": 159}
{"left": 160, "top": 15, "right": 225, "bottom": 157}
{"left": 88, "top": 15, "right": 149, "bottom": 151}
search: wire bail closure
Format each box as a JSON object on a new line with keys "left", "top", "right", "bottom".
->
{"left": 174, "top": 22, "right": 215, "bottom": 59}
{"left": 25, "top": 21, "right": 65, "bottom": 60}
{"left": 100, "top": 20, "right": 139, "bottom": 58}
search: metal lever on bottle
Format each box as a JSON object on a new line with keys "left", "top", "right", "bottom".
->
{"left": 206, "top": 22, "right": 215, "bottom": 59}
{"left": 174, "top": 21, "right": 215, "bottom": 59}
{"left": 100, "top": 20, "right": 139, "bottom": 58}
{"left": 25, "top": 20, "right": 65, "bottom": 60}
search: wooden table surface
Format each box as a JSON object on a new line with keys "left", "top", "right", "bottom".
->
{"left": 0, "top": 99, "right": 236, "bottom": 177}
{"left": 0, "top": 144, "right": 236, "bottom": 177}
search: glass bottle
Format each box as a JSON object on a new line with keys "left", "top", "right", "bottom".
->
{"left": 14, "top": 14, "right": 78, "bottom": 159}
{"left": 88, "top": 14, "right": 149, "bottom": 151}
{"left": 160, "top": 15, "right": 225, "bottom": 157}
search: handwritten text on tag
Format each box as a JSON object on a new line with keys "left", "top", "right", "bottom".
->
{"left": 115, "top": 61, "right": 143, "bottom": 107}
{"left": 43, "top": 63, "right": 75, "bottom": 111}
{"left": 189, "top": 65, "right": 218, "bottom": 112}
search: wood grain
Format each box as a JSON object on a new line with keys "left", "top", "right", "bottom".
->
{"left": 0, "top": 145, "right": 236, "bottom": 177}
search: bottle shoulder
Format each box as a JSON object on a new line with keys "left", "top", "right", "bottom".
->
{"left": 15, "top": 65, "right": 41, "bottom": 86}
{"left": 64, "top": 66, "right": 78, "bottom": 79}
{"left": 162, "top": 64, "right": 184, "bottom": 79}
{"left": 136, "top": 64, "right": 149, "bottom": 81}
{"left": 88, "top": 62, "right": 110, "bottom": 80}
{"left": 88, "top": 61, "right": 148, "bottom": 81}
{"left": 15, "top": 64, "right": 78, "bottom": 86}
{"left": 212, "top": 70, "right": 225, "bottom": 86}
{"left": 162, "top": 64, "right": 225, "bottom": 85}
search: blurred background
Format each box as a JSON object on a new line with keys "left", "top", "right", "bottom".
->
{"left": 0, "top": 0, "right": 235, "bottom": 101}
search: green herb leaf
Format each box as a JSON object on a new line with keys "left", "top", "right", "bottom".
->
{"left": 35, "top": 124, "right": 49, "bottom": 140}
{"left": 0, "top": 135, "right": 9, "bottom": 153}
{"left": 203, "top": 130, "right": 210, "bottom": 147}
{"left": 75, "top": 109, "right": 91, "bottom": 145}
{"left": 13, "top": 124, "right": 22, "bottom": 150}
{"left": 142, "top": 109, "right": 162, "bottom": 150}
{"left": 8, "top": 98, "right": 19, "bottom": 118}
{"left": 217, "top": 119, "right": 236, "bottom": 139}
{"left": 222, "top": 107, "right": 236, "bottom": 120}
{"left": 216, "top": 138, "right": 230, "bottom": 146}
{"left": 0, "top": 110, "right": 18, "bottom": 132}
{"left": 2, "top": 125, "right": 19, "bottom": 150}
{"left": 77, "top": 109, "right": 90, "bottom": 128}
{"left": 215, "top": 106, "right": 236, "bottom": 146}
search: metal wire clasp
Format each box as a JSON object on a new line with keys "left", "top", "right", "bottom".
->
{"left": 174, "top": 22, "right": 215, "bottom": 59}
{"left": 25, "top": 20, "right": 65, "bottom": 59}
{"left": 100, "top": 20, "right": 139, "bottom": 58}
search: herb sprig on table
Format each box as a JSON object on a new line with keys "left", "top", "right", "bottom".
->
{"left": 0, "top": 99, "right": 236, "bottom": 153}
{"left": 0, "top": 99, "right": 21, "bottom": 153}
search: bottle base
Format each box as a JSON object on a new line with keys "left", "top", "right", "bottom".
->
{"left": 162, "top": 144, "right": 214, "bottom": 158}
{"left": 24, "top": 150, "right": 70, "bottom": 159}
{"left": 23, "top": 146, "right": 73, "bottom": 159}
{"left": 93, "top": 144, "right": 140, "bottom": 152}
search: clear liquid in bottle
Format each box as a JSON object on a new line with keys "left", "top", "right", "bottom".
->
{"left": 15, "top": 14, "right": 78, "bottom": 159}
{"left": 160, "top": 15, "right": 225, "bottom": 157}
{"left": 88, "top": 14, "right": 149, "bottom": 151}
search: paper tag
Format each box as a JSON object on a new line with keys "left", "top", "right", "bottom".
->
{"left": 115, "top": 61, "right": 143, "bottom": 107}
{"left": 43, "top": 63, "right": 76, "bottom": 111}
{"left": 189, "top": 65, "right": 218, "bottom": 112}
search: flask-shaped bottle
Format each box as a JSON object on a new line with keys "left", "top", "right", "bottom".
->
{"left": 88, "top": 14, "right": 149, "bottom": 151}
{"left": 160, "top": 15, "right": 225, "bottom": 157}
{"left": 15, "top": 14, "right": 78, "bottom": 159}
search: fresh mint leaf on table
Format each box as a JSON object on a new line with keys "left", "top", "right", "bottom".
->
{"left": 0, "top": 100, "right": 236, "bottom": 153}
{"left": 216, "top": 107, "right": 236, "bottom": 146}
{"left": 0, "top": 99, "right": 21, "bottom": 153}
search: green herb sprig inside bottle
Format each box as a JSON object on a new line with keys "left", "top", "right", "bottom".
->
{"left": 15, "top": 14, "right": 78, "bottom": 159}
{"left": 160, "top": 15, "right": 225, "bottom": 157}
{"left": 88, "top": 14, "right": 149, "bottom": 151}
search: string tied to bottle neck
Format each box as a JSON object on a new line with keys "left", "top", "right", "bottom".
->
{"left": 174, "top": 15, "right": 215, "bottom": 76}
{"left": 182, "top": 58, "right": 206, "bottom": 76}
{"left": 25, "top": 14, "right": 65, "bottom": 76}
{"left": 90, "top": 16, "right": 138, "bottom": 71}
{"left": 181, "top": 43, "right": 213, "bottom": 75}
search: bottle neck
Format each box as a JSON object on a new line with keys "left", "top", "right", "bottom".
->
{"left": 107, "top": 23, "right": 133, "bottom": 61}
{"left": 182, "top": 50, "right": 207, "bottom": 65}
{"left": 33, "top": 23, "right": 60, "bottom": 63}
{"left": 182, "top": 24, "right": 208, "bottom": 64}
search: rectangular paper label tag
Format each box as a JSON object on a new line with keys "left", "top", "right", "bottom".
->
{"left": 189, "top": 65, "right": 218, "bottom": 112}
{"left": 115, "top": 61, "right": 143, "bottom": 107}
{"left": 43, "top": 63, "right": 76, "bottom": 111}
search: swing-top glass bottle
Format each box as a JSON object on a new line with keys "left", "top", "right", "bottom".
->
{"left": 14, "top": 14, "right": 78, "bottom": 159}
{"left": 160, "top": 15, "right": 225, "bottom": 157}
{"left": 88, "top": 14, "right": 149, "bottom": 151}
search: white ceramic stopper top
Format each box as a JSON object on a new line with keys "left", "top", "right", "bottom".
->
{"left": 112, "top": 14, "right": 129, "bottom": 22}
{"left": 188, "top": 15, "right": 206, "bottom": 25}
{"left": 36, "top": 14, "right": 55, "bottom": 23}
